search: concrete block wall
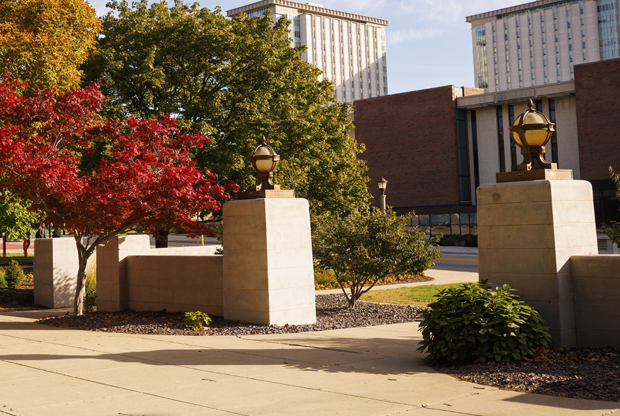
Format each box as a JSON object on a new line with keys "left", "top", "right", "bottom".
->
{"left": 126, "top": 255, "right": 223, "bottom": 314}
{"left": 223, "top": 198, "right": 316, "bottom": 326}
{"left": 478, "top": 180, "right": 598, "bottom": 347}
{"left": 571, "top": 255, "right": 620, "bottom": 347}
{"left": 34, "top": 238, "right": 86, "bottom": 309}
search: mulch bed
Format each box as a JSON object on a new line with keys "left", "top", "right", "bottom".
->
{"left": 1, "top": 269, "right": 619, "bottom": 403}
{"left": 36, "top": 294, "right": 424, "bottom": 335}
{"left": 434, "top": 348, "right": 620, "bottom": 402}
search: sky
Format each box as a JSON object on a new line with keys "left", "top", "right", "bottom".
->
{"left": 86, "top": 0, "right": 528, "bottom": 94}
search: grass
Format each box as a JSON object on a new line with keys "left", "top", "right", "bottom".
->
{"left": 0, "top": 254, "right": 33, "bottom": 266}
{"left": 359, "top": 283, "right": 465, "bottom": 308}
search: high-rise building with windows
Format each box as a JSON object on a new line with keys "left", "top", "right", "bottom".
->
{"left": 467, "top": 0, "right": 619, "bottom": 92}
{"left": 227, "top": 1, "right": 389, "bottom": 103}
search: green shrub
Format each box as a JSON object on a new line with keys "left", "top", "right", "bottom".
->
{"left": 5, "top": 260, "right": 25, "bottom": 289}
{"left": 417, "top": 280, "right": 550, "bottom": 365}
{"left": 184, "top": 311, "right": 212, "bottom": 330}
{"left": 314, "top": 269, "right": 338, "bottom": 287}
{"left": 85, "top": 261, "right": 97, "bottom": 312}
{"left": 0, "top": 269, "right": 6, "bottom": 288}
{"left": 437, "top": 234, "right": 478, "bottom": 247}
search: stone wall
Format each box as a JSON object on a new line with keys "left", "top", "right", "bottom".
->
{"left": 571, "top": 255, "right": 620, "bottom": 347}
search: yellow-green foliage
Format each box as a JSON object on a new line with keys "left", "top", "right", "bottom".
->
{"left": 5, "top": 260, "right": 24, "bottom": 289}
{"left": 84, "top": 257, "right": 96, "bottom": 312}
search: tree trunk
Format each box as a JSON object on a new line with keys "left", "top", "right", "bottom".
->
{"left": 154, "top": 229, "right": 169, "bottom": 248}
{"left": 73, "top": 236, "right": 92, "bottom": 316}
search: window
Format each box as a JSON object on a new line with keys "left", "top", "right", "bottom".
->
{"left": 504, "top": 22, "right": 507, "bottom": 30}
{"left": 555, "top": 23, "right": 558, "bottom": 31}
{"left": 557, "top": 69, "right": 561, "bottom": 76}
{"left": 570, "top": 55, "right": 573, "bottom": 62}
{"left": 544, "top": 59, "right": 547, "bottom": 66}
{"left": 583, "top": 41, "right": 586, "bottom": 48}
{"left": 528, "top": 18, "right": 532, "bottom": 25}
{"left": 505, "top": 34, "right": 508, "bottom": 41}
{"left": 542, "top": 26, "right": 545, "bottom": 33}
{"left": 557, "top": 57, "right": 560, "bottom": 64}
{"left": 530, "top": 40, "right": 533, "bottom": 46}
{"left": 541, "top": 15, "right": 545, "bottom": 22}
{"left": 568, "top": 21, "right": 571, "bottom": 28}
{"left": 531, "top": 62, "right": 535, "bottom": 68}
{"left": 532, "top": 73, "right": 535, "bottom": 79}
{"left": 529, "top": 28, "right": 532, "bottom": 36}
{"left": 569, "top": 43, "right": 572, "bottom": 51}
{"left": 516, "top": 20, "right": 519, "bottom": 27}
{"left": 496, "top": 106, "right": 506, "bottom": 172}
{"left": 581, "top": 18, "right": 584, "bottom": 25}
{"left": 456, "top": 110, "right": 470, "bottom": 202}
{"left": 543, "top": 48, "right": 547, "bottom": 55}
{"left": 493, "top": 25, "right": 495, "bottom": 32}
{"left": 555, "top": 35, "right": 559, "bottom": 42}
{"left": 519, "top": 53, "right": 522, "bottom": 59}
{"left": 554, "top": 12, "right": 557, "bottom": 20}
{"left": 531, "top": 50, "right": 534, "bottom": 58}
{"left": 583, "top": 52, "right": 587, "bottom": 60}
{"left": 570, "top": 66, "right": 574, "bottom": 73}
{"left": 518, "top": 42, "right": 521, "bottom": 49}
{"left": 568, "top": 32, "right": 572, "bottom": 40}
{"left": 545, "top": 70, "right": 548, "bottom": 77}
{"left": 582, "top": 30, "right": 585, "bottom": 37}
{"left": 517, "top": 31, "right": 520, "bottom": 38}
{"left": 556, "top": 46, "right": 559, "bottom": 53}
{"left": 549, "top": 99, "right": 558, "bottom": 164}
{"left": 519, "top": 74, "right": 523, "bottom": 81}
{"left": 580, "top": 7, "right": 583, "bottom": 14}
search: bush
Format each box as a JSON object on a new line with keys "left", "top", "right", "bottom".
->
{"left": 312, "top": 208, "right": 441, "bottom": 309}
{"left": 437, "top": 234, "right": 478, "bottom": 247}
{"left": 5, "top": 260, "right": 25, "bottom": 289}
{"left": 184, "top": 311, "right": 212, "bottom": 330}
{"left": 85, "top": 261, "right": 97, "bottom": 312}
{"left": 0, "top": 269, "right": 6, "bottom": 288}
{"left": 417, "top": 280, "right": 550, "bottom": 365}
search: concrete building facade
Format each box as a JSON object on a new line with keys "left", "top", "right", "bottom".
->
{"left": 227, "top": 1, "right": 389, "bottom": 103}
{"left": 354, "top": 58, "right": 620, "bottom": 236}
{"left": 467, "top": 0, "right": 619, "bottom": 92}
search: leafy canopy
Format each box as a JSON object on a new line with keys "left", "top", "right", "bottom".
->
{"left": 312, "top": 208, "right": 442, "bottom": 308}
{"left": 0, "top": 192, "right": 37, "bottom": 241}
{"left": 0, "top": 0, "right": 101, "bottom": 90}
{"left": 603, "top": 167, "right": 620, "bottom": 245}
{"left": 83, "top": 0, "right": 371, "bottom": 215}
{"left": 0, "top": 75, "right": 237, "bottom": 314}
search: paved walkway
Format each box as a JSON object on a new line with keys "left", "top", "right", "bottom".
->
{"left": 0, "top": 307, "right": 619, "bottom": 415}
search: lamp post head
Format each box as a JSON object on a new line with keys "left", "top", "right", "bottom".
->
{"left": 377, "top": 177, "right": 388, "bottom": 196}
{"left": 249, "top": 137, "right": 280, "bottom": 191}
{"left": 509, "top": 98, "right": 556, "bottom": 171}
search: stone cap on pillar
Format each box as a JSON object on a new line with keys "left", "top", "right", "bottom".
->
{"left": 496, "top": 169, "right": 573, "bottom": 183}
{"left": 237, "top": 189, "right": 296, "bottom": 199}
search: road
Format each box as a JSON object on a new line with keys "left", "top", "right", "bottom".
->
{"left": 433, "top": 253, "right": 479, "bottom": 273}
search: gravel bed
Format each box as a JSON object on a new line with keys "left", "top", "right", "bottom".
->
{"left": 37, "top": 294, "right": 424, "bottom": 335}
{"left": 434, "top": 347, "right": 620, "bottom": 402}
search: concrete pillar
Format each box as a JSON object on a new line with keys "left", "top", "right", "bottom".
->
{"left": 96, "top": 235, "right": 150, "bottom": 311}
{"left": 223, "top": 198, "right": 316, "bottom": 325}
{"left": 34, "top": 238, "right": 80, "bottom": 308}
{"left": 477, "top": 179, "right": 598, "bottom": 348}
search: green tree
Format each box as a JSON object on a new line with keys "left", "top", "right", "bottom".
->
{"left": 0, "top": 192, "right": 37, "bottom": 242}
{"left": 603, "top": 167, "right": 620, "bottom": 245}
{"left": 0, "top": 0, "right": 101, "bottom": 90}
{"left": 312, "top": 208, "right": 442, "bottom": 309}
{"left": 83, "top": 0, "right": 371, "bottom": 215}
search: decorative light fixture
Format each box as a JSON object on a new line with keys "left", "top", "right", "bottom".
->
{"left": 249, "top": 137, "right": 281, "bottom": 191}
{"left": 509, "top": 98, "right": 556, "bottom": 171}
{"left": 377, "top": 177, "right": 388, "bottom": 213}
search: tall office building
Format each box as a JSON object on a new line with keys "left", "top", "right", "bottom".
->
{"left": 467, "top": 0, "right": 619, "bottom": 92}
{"left": 227, "top": 1, "right": 389, "bottom": 103}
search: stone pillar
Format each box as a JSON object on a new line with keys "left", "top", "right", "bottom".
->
{"left": 477, "top": 180, "right": 598, "bottom": 348}
{"left": 96, "top": 235, "right": 150, "bottom": 311}
{"left": 34, "top": 238, "right": 80, "bottom": 308}
{"left": 223, "top": 198, "right": 316, "bottom": 325}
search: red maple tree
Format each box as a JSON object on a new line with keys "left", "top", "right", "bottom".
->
{"left": 0, "top": 74, "right": 238, "bottom": 314}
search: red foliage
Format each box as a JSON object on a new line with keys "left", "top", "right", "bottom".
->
{"left": 0, "top": 73, "right": 238, "bottom": 240}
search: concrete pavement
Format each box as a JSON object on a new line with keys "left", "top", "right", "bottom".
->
{"left": 0, "top": 308, "right": 618, "bottom": 415}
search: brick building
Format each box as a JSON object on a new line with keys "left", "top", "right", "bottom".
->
{"left": 354, "top": 57, "right": 620, "bottom": 235}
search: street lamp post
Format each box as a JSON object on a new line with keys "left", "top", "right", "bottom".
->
{"left": 377, "top": 177, "right": 388, "bottom": 214}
